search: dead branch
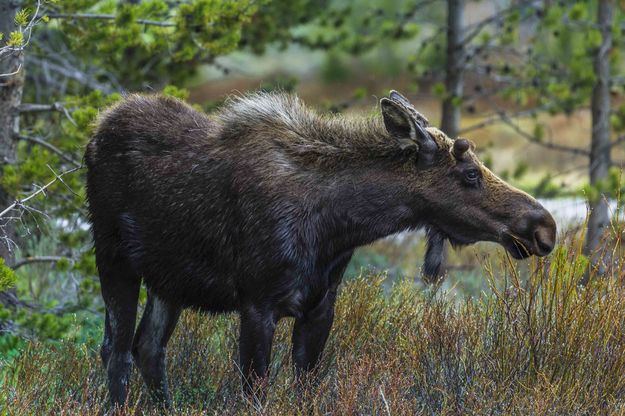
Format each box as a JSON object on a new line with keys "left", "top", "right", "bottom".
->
{"left": 19, "top": 102, "right": 78, "bottom": 126}
{"left": 499, "top": 113, "right": 590, "bottom": 156}
{"left": 12, "top": 255, "right": 66, "bottom": 270}
{"left": 26, "top": 56, "right": 115, "bottom": 94}
{"left": 461, "top": 2, "right": 540, "bottom": 46}
{"left": 0, "top": 166, "right": 82, "bottom": 219}
{"left": 46, "top": 13, "right": 174, "bottom": 27}
{"left": 459, "top": 108, "right": 541, "bottom": 135}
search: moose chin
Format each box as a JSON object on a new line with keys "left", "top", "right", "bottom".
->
{"left": 85, "top": 90, "right": 556, "bottom": 408}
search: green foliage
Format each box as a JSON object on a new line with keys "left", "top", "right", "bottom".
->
{"left": 532, "top": 123, "right": 545, "bottom": 141}
{"left": 0, "top": 259, "right": 16, "bottom": 292}
{"left": 7, "top": 31, "right": 24, "bottom": 47}
{"left": 161, "top": 85, "right": 189, "bottom": 101}
{"left": 583, "top": 167, "right": 625, "bottom": 203}
{"left": 258, "top": 75, "right": 299, "bottom": 93}
{"left": 321, "top": 49, "right": 350, "bottom": 82}
{"left": 431, "top": 81, "right": 446, "bottom": 98}
{"left": 14, "top": 9, "right": 31, "bottom": 26}
{"left": 482, "top": 153, "right": 493, "bottom": 170}
{"left": 513, "top": 161, "right": 529, "bottom": 179}
{"left": 611, "top": 104, "right": 625, "bottom": 133}
{"left": 241, "top": 0, "right": 329, "bottom": 53}
{"left": 173, "top": 0, "right": 255, "bottom": 61}
{"left": 533, "top": 173, "right": 561, "bottom": 198}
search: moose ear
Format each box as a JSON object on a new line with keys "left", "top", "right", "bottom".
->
{"left": 389, "top": 90, "right": 413, "bottom": 108}
{"left": 380, "top": 97, "right": 436, "bottom": 154}
{"left": 389, "top": 90, "right": 431, "bottom": 128}
{"left": 380, "top": 97, "right": 417, "bottom": 147}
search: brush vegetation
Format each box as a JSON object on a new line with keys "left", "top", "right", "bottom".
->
{"left": 2, "top": 229, "right": 625, "bottom": 415}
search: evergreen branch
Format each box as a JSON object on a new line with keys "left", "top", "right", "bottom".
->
{"left": 46, "top": 13, "right": 175, "bottom": 27}
{"left": 18, "top": 135, "right": 81, "bottom": 167}
{"left": 0, "top": 0, "right": 44, "bottom": 74}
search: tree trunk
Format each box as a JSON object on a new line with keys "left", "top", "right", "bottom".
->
{"left": 0, "top": 0, "right": 24, "bottom": 312}
{"left": 432, "top": 0, "right": 464, "bottom": 282}
{"left": 583, "top": 0, "right": 613, "bottom": 278}
{"left": 440, "top": 0, "right": 464, "bottom": 140}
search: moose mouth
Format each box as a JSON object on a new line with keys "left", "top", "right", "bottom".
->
{"left": 431, "top": 226, "right": 548, "bottom": 260}
{"left": 444, "top": 230, "right": 536, "bottom": 259}
{"left": 501, "top": 234, "right": 535, "bottom": 259}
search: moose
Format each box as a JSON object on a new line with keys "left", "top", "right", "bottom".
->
{"left": 85, "top": 90, "right": 556, "bottom": 408}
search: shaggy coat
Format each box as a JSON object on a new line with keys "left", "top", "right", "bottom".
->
{"left": 85, "top": 91, "right": 556, "bottom": 407}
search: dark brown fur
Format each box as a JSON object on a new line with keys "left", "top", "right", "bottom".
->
{"left": 85, "top": 91, "right": 556, "bottom": 408}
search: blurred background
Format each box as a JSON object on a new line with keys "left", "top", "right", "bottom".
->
{"left": 0, "top": 0, "right": 624, "bottom": 355}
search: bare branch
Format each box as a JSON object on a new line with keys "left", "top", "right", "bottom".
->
{"left": 0, "top": 63, "right": 22, "bottom": 78}
{"left": 26, "top": 56, "right": 115, "bottom": 93}
{"left": 499, "top": 114, "right": 590, "bottom": 156}
{"left": 13, "top": 255, "right": 66, "bottom": 270}
{"left": 19, "top": 102, "right": 65, "bottom": 112}
{"left": 46, "top": 13, "right": 174, "bottom": 27}
{"left": 0, "top": 166, "right": 82, "bottom": 219}
{"left": 459, "top": 108, "right": 541, "bottom": 135}
{"left": 461, "top": 2, "right": 540, "bottom": 46}
{"left": 610, "top": 135, "right": 625, "bottom": 148}
{"left": 19, "top": 102, "right": 77, "bottom": 126}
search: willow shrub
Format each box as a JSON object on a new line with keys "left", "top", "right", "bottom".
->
{"left": 2, "top": 228, "right": 625, "bottom": 415}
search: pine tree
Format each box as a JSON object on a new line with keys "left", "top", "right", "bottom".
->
{"left": 0, "top": 0, "right": 326, "bottom": 347}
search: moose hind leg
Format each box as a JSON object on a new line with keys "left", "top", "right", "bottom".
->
{"left": 100, "top": 310, "right": 113, "bottom": 368}
{"left": 98, "top": 247, "right": 141, "bottom": 408}
{"left": 132, "top": 292, "right": 181, "bottom": 406}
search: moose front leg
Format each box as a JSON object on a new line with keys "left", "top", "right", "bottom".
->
{"left": 238, "top": 305, "right": 277, "bottom": 406}
{"left": 291, "top": 289, "right": 337, "bottom": 380}
{"left": 292, "top": 251, "right": 351, "bottom": 381}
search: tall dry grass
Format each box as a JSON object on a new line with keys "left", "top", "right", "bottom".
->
{"left": 3, "top": 229, "right": 625, "bottom": 415}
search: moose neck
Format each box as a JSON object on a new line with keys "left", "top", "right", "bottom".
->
{"left": 312, "top": 167, "right": 420, "bottom": 259}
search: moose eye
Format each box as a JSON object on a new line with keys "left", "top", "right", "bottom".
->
{"left": 464, "top": 169, "right": 480, "bottom": 185}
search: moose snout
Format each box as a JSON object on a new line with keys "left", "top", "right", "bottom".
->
{"left": 499, "top": 200, "right": 557, "bottom": 260}
{"left": 522, "top": 207, "right": 557, "bottom": 257}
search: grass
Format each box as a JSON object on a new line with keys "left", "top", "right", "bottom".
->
{"left": 3, "top": 231, "right": 625, "bottom": 414}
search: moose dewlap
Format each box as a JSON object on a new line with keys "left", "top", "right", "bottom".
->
{"left": 85, "top": 90, "right": 556, "bottom": 407}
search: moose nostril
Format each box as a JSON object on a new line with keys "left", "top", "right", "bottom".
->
{"left": 534, "top": 229, "right": 554, "bottom": 256}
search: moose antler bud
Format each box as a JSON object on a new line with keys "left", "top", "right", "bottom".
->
{"left": 452, "top": 138, "right": 471, "bottom": 160}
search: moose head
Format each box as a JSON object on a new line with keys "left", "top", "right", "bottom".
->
{"left": 380, "top": 91, "right": 557, "bottom": 281}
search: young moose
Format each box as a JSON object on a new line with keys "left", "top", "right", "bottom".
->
{"left": 85, "top": 91, "right": 556, "bottom": 407}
